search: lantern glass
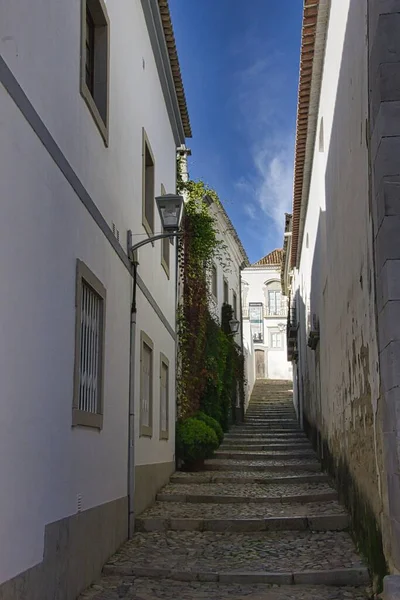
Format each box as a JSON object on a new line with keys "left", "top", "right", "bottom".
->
{"left": 156, "top": 194, "right": 184, "bottom": 232}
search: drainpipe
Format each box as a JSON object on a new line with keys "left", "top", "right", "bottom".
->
{"left": 127, "top": 256, "right": 138, "bottom": 538}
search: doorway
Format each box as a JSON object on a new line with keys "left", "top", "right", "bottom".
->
{"left": 255, "top": 349, "right": 265, "bottom": 379}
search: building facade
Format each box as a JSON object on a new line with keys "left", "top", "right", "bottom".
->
{"left": 282, "top": 0, "right": 400, "bottom": 580}
{"left": 242, "top": 250, "right": 292, "bottom": 388}
{"left": 0, "top": 0, "right": 190, "bottom": 597}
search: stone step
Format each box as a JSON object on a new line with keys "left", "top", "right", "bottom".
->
{"left": 233, "top": 424, "right": 302, "bottom": 430}
{"left": 136, "top": 512, "right": 349, "bottom": 533}
{"left": 80, "top": 578, "right": 371, "bottom": 600}
{"left": 170, "top": 471, "right": 331, "bottom": 485}
{"left": 157, "top": 482, "right": 338, "bottom": 504}
{"left": 138, "top": 498, "right": 345, "bottom": 520}
{"left": 215, "top": 450, "right": 316, "bottom": 461}
{"left": 224, "top": 429, "right": 308, "bottom": 440}
{"left": 237, "top": 419, "right": 299, "bottom": 424}
{"left": 102, "top": 530, "right": 369, "bottom": 586}
{"left": 220, "top": 442, "right": 312, "bottom": 450}
{"left": 204, "top": 459, "right": 321, "bottom": 472}
{"left": 224, "top": 434, "right": 308, "bottom": 441}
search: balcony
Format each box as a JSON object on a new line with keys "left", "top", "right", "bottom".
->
{"left": 242, "top": 304, "right": 288, "bottom": 319}
{"left": 264, "top": 305, "right": 288, "bottom": 318}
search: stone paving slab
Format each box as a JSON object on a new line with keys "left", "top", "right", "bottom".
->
{"left": 205, "top": 459, "right": 321, "bottom": 472}
{"left": 80, "top": 577, "right": 370, "bottom": 600}
{"left": 139, "top": 500, "right": 346, "bottom": 520}
{"left": 170, "top": 471, "right": 330, "bottom": 484}
{"left": 157, "top": 481, "right": 336, "bottom": 500}
{"left": 103, "top": 531, "right": 367, "bottom": 577}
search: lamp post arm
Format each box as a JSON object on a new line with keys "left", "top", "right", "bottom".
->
{"left": 129, "top": 231, "right": 183, "bottom": 260}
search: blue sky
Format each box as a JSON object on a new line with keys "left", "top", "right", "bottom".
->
{"left": 169, "top": 0, "right": 303, "bottom": 264}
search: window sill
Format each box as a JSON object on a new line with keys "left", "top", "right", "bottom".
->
{"left": 72, "top": 408, "right": 103, "bottom": 430}
{"left": 159, "top": 430, "right": 169, "bottom": 440}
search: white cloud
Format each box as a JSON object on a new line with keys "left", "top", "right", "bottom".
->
{"left": 232, "top": 50, "right": 295, "bottom": 249}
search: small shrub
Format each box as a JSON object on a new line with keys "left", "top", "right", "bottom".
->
{"left": 195, "top": 411, "right": 224, "bottom": 444}
{"left": 176, "top": 417, "right": 219, "bottom": 465}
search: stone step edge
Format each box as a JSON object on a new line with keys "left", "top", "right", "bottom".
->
{"left": 156, "top": 491, "right": 338, "bottom": 504}
{"left": 205, "top": 462, "right": 321, "bottom": 472}
{"left": 135, "top": 514, "right": 349, "bottom": 533}
{"left": 170, "top": 474, "right": 330, "bottom": 484}
{"left": 214, "top": 452, "right": 315, "bottom": 460}
{"left": 102, "top": 565, "right": 369, "bottom": 586}
{"left": 219, "top": 440, "right": 313, "bottom": 452}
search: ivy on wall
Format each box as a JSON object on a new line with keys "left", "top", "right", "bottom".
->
{"left": 176, "top": 161, "right": 245, "bottom": 430}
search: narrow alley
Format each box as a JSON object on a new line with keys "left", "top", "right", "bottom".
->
{"left": 80, "top": 380, "right": 369, "bottom": 600}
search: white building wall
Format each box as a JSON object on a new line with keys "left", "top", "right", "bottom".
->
{"left": 292, "top": 0, "right": 385, "bottom": 556}
{"left": 0, "top": 0, "right": 180, "bottom": 587}
{"left": 242, "top": 266, "right": 292, "bottom": 382}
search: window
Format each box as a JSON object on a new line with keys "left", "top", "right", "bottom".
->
{"left": 160, "top": 184, "right": 170, "bottom": 277}
{"left": 249, "top": 302, "right": 263, "bottom": 343}
{"left": 142, "top": 130, "right": 155, "bottom": 236}
{"left": 270, "top": 329, "right": 283, "bottom": 349}
{"left": 73, "top": 260, "right": 106, "bottom": 429}
{"left": 140, "top": 332, "right": 153, "bottom": 437}
{"left": 80, "top": 0, "right": 109, "bottom": 144}
{"left": 211, "top": 264, "right": 218, "bottom": 298}
{"left": 160, "top": 354, "right": 169, "bottom": 440}
{"left": 223, "top": 279, "right": 229, "bottom": 304}
{"left": 233, "top": 291, "right": 237, "bottom": 319}
{"left": 265, "top": 280, "right": 282, "bottom": 316}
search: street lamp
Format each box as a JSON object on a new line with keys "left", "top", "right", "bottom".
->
{"left": 126, "top": 192, "right": 184, "bottom": 538}
{"left": 128, "top": 194, "right": 184, "bottom": 259}
{"left": 229, "top": 319, "right": 240, "bottom": 335}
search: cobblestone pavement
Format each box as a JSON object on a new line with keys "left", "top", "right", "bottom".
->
{"left": 79, "top": 380, "right": 370, "bottom": 600}
{"left": 80, "top": 577, "right": 369, "bottom": 600}
{"left": 105, "top": 530, "right": 363, "bottom": 573}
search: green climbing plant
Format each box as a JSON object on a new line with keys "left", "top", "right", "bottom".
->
{"left": 176, "top": 160, "right": 246, "bottom": 431}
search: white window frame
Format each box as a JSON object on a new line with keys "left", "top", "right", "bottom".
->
{"left": 73, "top": 259, "right": 106, "bottom": 429}
{"left": 269, "top": 328, "right": 283, "bottom": 350}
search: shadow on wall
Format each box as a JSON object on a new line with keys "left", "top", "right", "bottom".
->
{"left": 296, "top": 0, "right": 388, "bottom": 583}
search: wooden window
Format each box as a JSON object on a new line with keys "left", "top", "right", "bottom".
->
{"left": 211, "top": 265, "right": 218, "bottom": 298}
{"left": 80, "top": 0, "right": 109, "bottom": 144}
{"left": 223, "top": 279, "right": 229, "bottom": 304}
{"left": 140, "top": 332, "right": 153, "bottom": 437}
{"left": 142, "top": 130, "right": 155, "bottom": 236}
{"left": 73, "top": 260, "right": 106, "bottom": 429}
{"left": 159, "top": 354, "right": 169, "bottom": 440}
{"left": 160, "top": 184, "right": 170, "bottom": 277}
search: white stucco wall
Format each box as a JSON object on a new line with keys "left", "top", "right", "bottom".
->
{"left": 293, "top": 0, "right": 383, "bottom": 531}
{"left": 242, "top": 265, "right": 292, "bottom": 382}
{"left": 0, "top": 0, "right": 179, "bottom": 584}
